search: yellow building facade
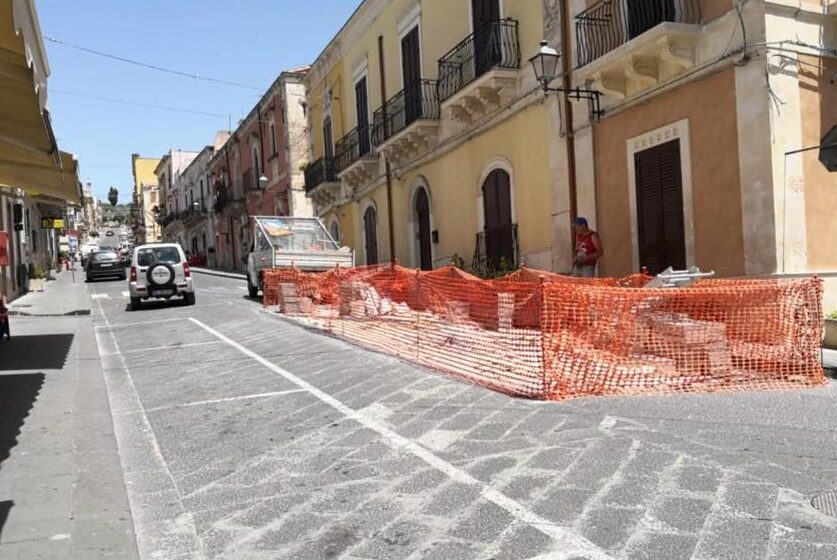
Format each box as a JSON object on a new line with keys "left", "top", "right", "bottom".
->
{"left": 304, "top": 0, "right": 567, "bottom": 273}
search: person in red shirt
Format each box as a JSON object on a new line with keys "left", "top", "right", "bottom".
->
{"left": 573, "top": 217, "right": 603, "bottom": 277}
{"left": 0, "top": 296, "right": 9, "bottom": 340}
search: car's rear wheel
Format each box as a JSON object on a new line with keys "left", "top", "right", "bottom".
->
{"left": 184, "top": 292, "right": 196, "bottom": 306}
{"left": 130, "top": 297, "right": 141, "bottom": 311}
{"left": 247, "top": 275, "right": 258, "bottom": 298}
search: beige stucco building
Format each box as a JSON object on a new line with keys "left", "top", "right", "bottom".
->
{"left": 559, "top": 0, "right": 837, "bottom": 303}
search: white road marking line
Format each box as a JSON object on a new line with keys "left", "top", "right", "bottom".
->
{"left": 121, "top": 291, "right": 130, "bottom": 297}
{"left": 92, "top": 296, "right": 206, "bottom": 560}
{"left": 189, "top": 317, "right": 610, "bottom": 559}
{"left": 143, "top": 389, "right": 305, "bottom": 413}
{"left": 91, "top": 293, "right": 110, "bottom": 300}
{"left": 100, "top": 340, "right": 223, "bottom": 356}
{"left": 95, "top": 317, "right": 185, "bottom": 330}
{"left": 236, "top": 286, "right": 247, "bottom": 290}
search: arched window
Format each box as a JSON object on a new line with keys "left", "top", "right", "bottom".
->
{"left": 414, "top": 187, "right": 432, "bottom": 270}
{"left": 481, "top": 168, "right": 514, "bottom": 267}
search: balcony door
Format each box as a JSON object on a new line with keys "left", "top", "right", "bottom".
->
{"left": 482, "top": 169, "right": 514, "bottom": 267}
{"left": 355, "top": 77, "right": 370, "bottom": 157}
{"left": 401, "top": 26, "right": 422, "bottom": 126}
{"left": 472, "top": 0, "right": 501, "bottom": 76}
{"left": 323, "top": 116, "right": 334, "bottom": 161}
{"left": 634, "top": 139, "right": 686, "bottom": 275}
{"left": 627, "top": 0, "right": 675, "bottom": 40}
{"left": 364, "top": 205, "right": 379, "bottom": 266}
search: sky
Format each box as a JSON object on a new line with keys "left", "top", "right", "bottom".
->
{"left": 38, "top": 0, "right": 360, "bottom": 202}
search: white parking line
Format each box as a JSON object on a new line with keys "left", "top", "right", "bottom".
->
{"left": 142, "top": 389, "right": 305, "bottom": 413}
{"left": 91, "top": 293, "right": 110, "bottom": 300}
{"left": 189, "top": 317, "right": 609, "bottom": 558}
{"left": 121, "top": 291, "right": 130, "bottom": 297}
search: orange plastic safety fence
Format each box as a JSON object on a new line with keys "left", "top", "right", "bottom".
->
{"left": 262, "top": 265, "right": 825, "bottom": 400}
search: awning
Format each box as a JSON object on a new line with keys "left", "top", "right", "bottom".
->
{"left": 0, "top": 0, "right": 81, "bottom": 204}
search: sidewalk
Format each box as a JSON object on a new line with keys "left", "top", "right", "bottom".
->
{"left": 0, "top": 276, "right": 138, "bottom": 558}
{"left": 8, "top": 268, "right": 91, "bottom": 316}
{"left": 190, "top": 266, "right": 246, "bottom": 279}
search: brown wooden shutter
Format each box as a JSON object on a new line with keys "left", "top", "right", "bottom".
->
{"left": 634, "top": 139, "right": 685, "bottom": 274}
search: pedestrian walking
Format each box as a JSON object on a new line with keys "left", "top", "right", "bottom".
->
{"left": 572, "top": 217, "right": 603, "bottom": 278}
{"left": 0, "top": 296, "right": 10, "bottom": 340}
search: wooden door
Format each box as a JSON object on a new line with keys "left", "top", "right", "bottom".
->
{"left": 323, "top": 116, "right": 334, "bottom": 160}
{"left": 415, "top": 188, "right": 432, "bottom": 270}
{"left": 401, "top": 26, "right": 422, "bottom": 126}
{"left": 482, "top": 169, "right": 514, "bottom": 267}
{"left": 472, "top": 0, "right": 501, "bottom": 75}
{"left": 627, "top": 0, "right": 675, "bottom": 40}
{"left": 634, "top": 139, "right": 686, "bottom": 275}
{"left": 355, "top": 77, "right": 370, "bottom": 157}
{"left": 364, "top": 206, "right": 378, "bottom": 265}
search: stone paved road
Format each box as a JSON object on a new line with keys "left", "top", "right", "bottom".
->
{"left": 90, "top": 271, "right": 837, "bottom": 559}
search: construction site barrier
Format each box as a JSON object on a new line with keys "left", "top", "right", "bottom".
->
{"left": 263, "top": 264, "right": 825, "bottom": 400}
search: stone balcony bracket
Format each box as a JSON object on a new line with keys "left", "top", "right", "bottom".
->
{"left": 441, "top": 68, "right": 519, "bottom": 125}
{"left": 308, "top": 181, "right": 342, "bottom": 208}
{"left": 578, "top": 22, "right": 701, "bottom": 102}
{"left": 337, "top": 155, "right": 379, "bottom": 192}
{"left": 377, "top": 121, "right": 440, "bottom": 167}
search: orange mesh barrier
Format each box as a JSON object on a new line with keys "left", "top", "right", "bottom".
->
{"left": 262, "top": 265, "right": 825, "bottom": 400}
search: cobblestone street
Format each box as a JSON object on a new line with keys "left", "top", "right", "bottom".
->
{"left": 84, "top": 271, "right": 837, "bottom": 559}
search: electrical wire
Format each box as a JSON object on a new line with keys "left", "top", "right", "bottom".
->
{"left": 43, "top": 35, "right": 259, "bottom": 91}
{"left": 51, "top": 89, "right": 228, "bottom": 118}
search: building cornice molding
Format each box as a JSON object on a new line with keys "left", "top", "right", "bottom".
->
{"left": 305, "top": 0, "right": 390, "bottom": 89}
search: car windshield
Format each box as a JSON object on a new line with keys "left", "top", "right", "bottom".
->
{"left": 137, "top": 247, "right": 181, "bottom": 266}
{"left": 93, "top": 251, "right": 118, "bottom": 261}
{"left": 256, "top": 217, "right": 340, "bottom": 252}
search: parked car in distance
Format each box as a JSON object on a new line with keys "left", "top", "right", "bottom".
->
{"left": 86, "top": 250, "right": 126, "bottom": 282}
{"left": 128, "top": 243, "right": 195, "bottom": 310}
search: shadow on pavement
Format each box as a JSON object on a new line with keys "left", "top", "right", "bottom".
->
{"left": 0, "top": 373, "right": 45, "bottom": 464}
{"left": 0, "top": 335, "right": 74, "bottom": 371}
{"left": 0, "top": 500, "right": 12, "bottom": 540}
{"left": 124, "top": 298, "right": 190, "bottom": 313}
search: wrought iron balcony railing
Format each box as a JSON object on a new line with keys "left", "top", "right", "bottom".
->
{"left": 161, "top": 212, "right": 177, "bottom": 228}
{"left": 437, "top": 19, "right": 520, "bottom": 103}
{"left": 371, "top": 80, "right": 439, "bottom": 147}
{"left": 304, "top": 156, "right": 337, "bottom": 194}
{"left": 213, "top": 188, "right": 242, "bottom": 213}
{"left": 335, "top": 125, "right": 373, "bottom": 174}
{"left": 576, "top": 0, "right": 701, "bottom": 67}
{"left": 473, "top": 223, "right": 519, "bottom": 273}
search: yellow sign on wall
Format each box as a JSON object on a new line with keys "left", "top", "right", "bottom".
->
{"left": 41, "top": 218, "right": 64, "bottom": 229}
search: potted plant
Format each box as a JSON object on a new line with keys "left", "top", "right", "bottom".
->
{"left": 27, "top": 263, "right": 46, "bottom": 292}
{"left": 824, "top": 311, "right": 837, "bottom": 349}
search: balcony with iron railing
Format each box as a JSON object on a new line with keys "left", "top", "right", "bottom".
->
{"left": 370, "top": 80, "right": 440, "bottom": 166}
{"left": 335, "top": 125, "right": 378, "bottom": 191}
{"left": 438, "top": 19, "right": 521, "bottom": 102}
{"left": 303, "top": 156, "right": 338, "bottom": 195}
{"left": 473, "top": 223, "right": 519, "bottom": 276}
{"left": 213, "top": 187, "right": 244, "bottom": 213}
{"left": 436, "top": 19, "right": 521, "bottom": 126}
{"left": 575, "top": 0, "right": 702, "bottom": 100}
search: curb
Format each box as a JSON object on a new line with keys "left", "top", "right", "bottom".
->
{"left": 191, "top": 267, "right": 247, "bottom": 280}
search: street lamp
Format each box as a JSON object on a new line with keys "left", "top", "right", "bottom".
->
{"left": 258, "top": 174, "right": 269, "bottom": 189}
{"left": 529, "top": 40, "right": 603, "bottom": 118}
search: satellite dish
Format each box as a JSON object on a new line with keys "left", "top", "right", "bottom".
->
{"left": 820, "top": 125, "right": 837, "bottom": 172}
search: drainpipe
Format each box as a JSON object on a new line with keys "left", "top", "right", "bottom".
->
{"left": 378, "top": 34, "right": 396, "bottom": 266}
{"left": 560, "top": 0, "right": 578, "bottom": 223}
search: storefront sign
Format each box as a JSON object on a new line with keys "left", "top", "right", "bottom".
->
{"left": 41, "top": 217, "right": 65, "bottom": 229}
{"left": 0, "top": 231, "right": 8, "bottom": 266}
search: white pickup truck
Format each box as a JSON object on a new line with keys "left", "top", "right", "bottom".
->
{"left": 245, "top": 216, "right": 354, "bottom": 297}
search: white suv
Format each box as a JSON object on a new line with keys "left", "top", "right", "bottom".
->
{"left": 128, "top": 243, "right": 195, "bottom": 310}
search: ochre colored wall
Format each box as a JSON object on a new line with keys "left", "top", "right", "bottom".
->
{"left": 701, "top": 0, "right": 732, "bottom": 22}
{"left": 132, "top": 157, "right": 160, "bottom": 194}
{"left": 800, "top": 55, "right": 837, "bottom": 270}
{"left": 593, "top": 68, "right": 744, "bottom": 277}
{"left": 396, "top": 102, "right": 553, "bottom": 269}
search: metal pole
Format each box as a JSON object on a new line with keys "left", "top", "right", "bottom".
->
{"left": 377, "top": 35, "right": 397, "bottom": 266}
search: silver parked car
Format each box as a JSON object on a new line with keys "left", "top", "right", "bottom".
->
{"left": 128, "top": 243, "right": 195, "bottom": 310}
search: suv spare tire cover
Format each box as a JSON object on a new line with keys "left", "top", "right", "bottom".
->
{"left": 147, "top": 263, "right": 175, "bottom": 286}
